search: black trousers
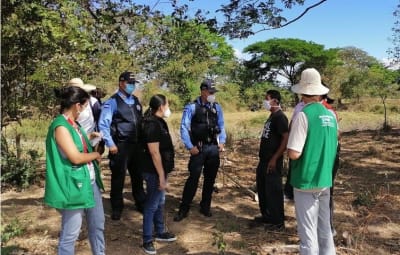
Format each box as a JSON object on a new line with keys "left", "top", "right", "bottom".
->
{"left": 179, "top": 144, "right": 220, "bottom": 213}
{"left": 108, "top": 141, "right": 145, "bottom": 212}
{"left": 283, "top": 160, "right": 294, "bottom": 199}
{"left": 256, "top": 158, "right": 284, "bottom": 225}
{"left": 330, "top": 149, "right": 340, "bottom": 230}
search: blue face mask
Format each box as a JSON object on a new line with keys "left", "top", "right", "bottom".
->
{"left": 124, "top": 83, "right": 136, "bottom": 95}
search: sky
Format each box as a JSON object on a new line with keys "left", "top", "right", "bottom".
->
{"left": 142, "top": 0, "right": 397, "bottom": 61}
{"left": 228, "top": 0, "right": 398, "bottom": 62}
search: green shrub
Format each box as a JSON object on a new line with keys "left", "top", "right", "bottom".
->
{"left": 1, "top": 134, "right": 40, "bottom": 189}
{"left": 1, "top": 217, "right": 25, "bottom": 243}
{"left": 353, "top": 189, "right": 377, "bottom": 207}
{"left": 389, "top": 105, "right": 399, "bottom": 113}
{"left": 212, "top": 231, "right": 226, "bottom": 255}
{"left": 370, "top": 105, "right": 384, "bottom": 114}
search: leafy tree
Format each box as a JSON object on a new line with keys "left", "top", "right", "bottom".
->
{"left": 324, "top": 47, "right": 378, "bottom": 104}
{"left": 242, "top": 38, "right": 332, "bottom": 88}
{"left": 366, "top": 64, "right": 398, "bottom": 130}
{"left": 388, "top": 2, "right": 400, "bottom": 66}
{"left": 142, "top": 19, "right": 235, "bottom": 103}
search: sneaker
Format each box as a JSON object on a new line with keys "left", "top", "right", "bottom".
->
{"left": 143, "top": 241, "right": 156, "bottom": 255}
{"left": 155, "top": 232, "right": 177, "bottom": 242}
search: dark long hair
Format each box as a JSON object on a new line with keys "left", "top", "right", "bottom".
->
{"left": 54, "top": 86, "right": 90, "bottom": 113}
{"left": 144, "top": 94, "right": 167, "bottom": 118}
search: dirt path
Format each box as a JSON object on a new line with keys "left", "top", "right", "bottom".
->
{"left": 2, "top": 129, "right": 400, "bottom": 255}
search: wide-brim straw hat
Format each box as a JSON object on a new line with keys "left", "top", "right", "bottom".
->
{"left": 68, "top": 78, "right": 96, "bottom": 92}
{"left": 291, "top": 68, "right": 329, "bottom": 96}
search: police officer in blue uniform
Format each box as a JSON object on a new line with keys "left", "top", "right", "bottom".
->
{"left": 98, "top": 71, "right": 145, "bottom": 220}
{"left": 174, "top": 79, "right": 226, "bottom": 222}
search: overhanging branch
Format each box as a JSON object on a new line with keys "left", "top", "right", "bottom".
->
{"left": 255, "top": 0, "right": 327, "bottom": 33}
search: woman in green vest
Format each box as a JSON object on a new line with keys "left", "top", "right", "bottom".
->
{"left": 44, "top": 86, "right": 105, "bottom": 255}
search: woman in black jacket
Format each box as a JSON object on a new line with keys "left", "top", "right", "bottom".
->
{"left": 141, "top": 94, "right": 176, "bottom": 254}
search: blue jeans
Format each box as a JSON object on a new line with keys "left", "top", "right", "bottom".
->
{"left": 142, "top": 172, "right": 166, "bottom": 243}
{"left": 294, "top": 188, "right": 335, "bottom": 255}
{"left": 58, "top": 183, "right": 105, "bottom": 255}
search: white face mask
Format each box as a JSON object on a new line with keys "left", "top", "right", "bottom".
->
{"left": 263, "top": 100, "right": 272, "bottom": 111}
{"left": 163, "top": 108, "right": 171, "bottom": 118}
{"left": 76, "top": 104, "right": 91, "bottom": 121}
{"left": 207, "top": 94, "right": 216, "bottom": 104}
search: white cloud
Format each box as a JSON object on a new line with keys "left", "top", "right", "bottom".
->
{"left": 233, "top": 48, "right": 251, "bottom": 61}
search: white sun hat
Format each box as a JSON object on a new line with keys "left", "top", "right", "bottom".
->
{"left": 68, "top": 78, "right": 84, "bottom": 87}
{"left": 291, "top": 68, "right": 329, "bottom": 96}
{"left": 68, "top": 78, "right": 96, "bottom": 92}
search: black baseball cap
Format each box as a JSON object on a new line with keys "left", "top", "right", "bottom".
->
{"left": 200, "top": 79, "right": 218, "bottom": 93}
{"left": 119, "top": 71, "right": 137, "bottom": 83}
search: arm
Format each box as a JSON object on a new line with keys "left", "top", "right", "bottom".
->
{"left": 287, "top": 112, "right": 308, "bottom": 160}
{"left": 288, "top": 149, "right": 302, "bottom": 160}
{"left": 55, "top": 126, "right": 100, "bottom": 165}
{"left": 180, "top": 104, "right": 195, "bottom": 150}
{"left": 98, "top": 98, "right": 117, "bottom": 151}
{"left": 267, "top": 114, "right": 289, "bottom": 172}
{"left": 216, "top": 104, "right": 226, "bottom": 151}
{"left": 147, "top": 142, "right": 167, "bottom": 190}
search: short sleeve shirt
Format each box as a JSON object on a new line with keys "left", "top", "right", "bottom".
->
{"left": 258, "top": 110, "right": 289, "bottom": 159}
{"left": 141, "top": 116, "right": 174, "bottom": 174}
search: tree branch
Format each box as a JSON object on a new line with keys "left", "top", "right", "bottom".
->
{"left": 255, "top": 0, "right": 327, "bottom": 33}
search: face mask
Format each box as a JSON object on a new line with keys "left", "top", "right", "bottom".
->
{"left": 76, "top": 103, "right": 90, "bottom": 121}
{"left": 263, "top": 100, "right": 272, "bottom": 111}
{"left": 207, "top": 94, "right": 216, "bottom": 104}
{"left": 163, "top": 108, "right": 171, "bottom": 118}
{"left": 124, "top": 83, "right": 136, "bottom": 95}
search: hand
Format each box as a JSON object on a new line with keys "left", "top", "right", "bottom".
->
{"left": 189, "top": 146, "right": 200, "bottom": 155}
{"left": 89, "top": 132, "right": 101, "bottom": 140}
{"left": 159, "top": 178, "right": 167, "bottom": 191}
{"left": 218, "top": 143, "right": 225, "bottom": 152}
{"left": 267, "top": 157, "right": 277, "bottom": 173}
{"left": 109, "top": 145, "right": 118, "bottom": 155}
{"left": 94, "top": 152, "right": 102, "bottom": 163}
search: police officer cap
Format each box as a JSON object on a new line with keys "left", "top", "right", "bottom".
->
{"left": 119, "top": 71, "right": 137, "bottom": 84}
{"left": 200, "top": 79, "right": 218, "bottom": 93}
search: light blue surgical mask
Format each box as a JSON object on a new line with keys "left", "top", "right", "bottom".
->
{"left": 124, "top": 83, "right": 136, "bottom": 95}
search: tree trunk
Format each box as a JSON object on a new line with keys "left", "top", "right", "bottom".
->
{"left": 382, "top": 96, "right": 388, "bottom": 130}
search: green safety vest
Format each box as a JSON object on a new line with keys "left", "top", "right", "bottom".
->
{"left": 290, "top": 103, "right": 338, "bottom": 190}
{"left": 44, "top": 115, "right": 104, "bottom": 209}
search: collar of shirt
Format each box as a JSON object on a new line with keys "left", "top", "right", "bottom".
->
{"left": 117, "top": 90, "right": 135, "bottom": 104}
{"left": 196, "top": 97, "right": 211, "bottom": 107}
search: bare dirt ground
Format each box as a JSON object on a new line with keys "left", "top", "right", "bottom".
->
{"left": 2, "top": 128, "right": 400, "bottom": 255}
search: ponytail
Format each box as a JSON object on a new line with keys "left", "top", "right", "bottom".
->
{"left": 144, "top": 94, "right": 167, "bottom": 119}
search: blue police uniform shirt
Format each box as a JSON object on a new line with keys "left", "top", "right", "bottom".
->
{"left": 180, "top": 97, "right": 226, "bottom": 150}
{"left": 98, "top": 90, "right": 138, "bottom": 148}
